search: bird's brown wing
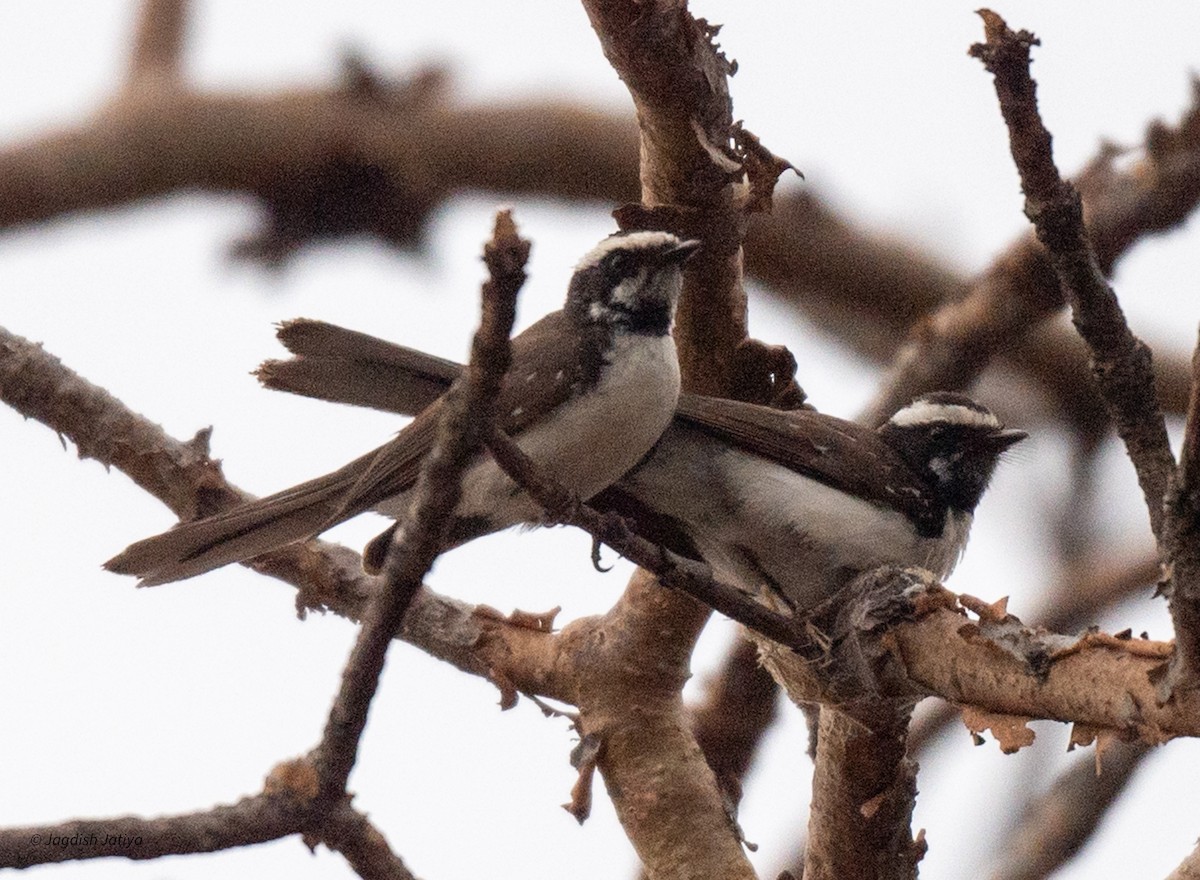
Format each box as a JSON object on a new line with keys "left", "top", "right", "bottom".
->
{"left": 254, "top": 330, "right": 934, "bottom": 525}
{"left": 673, "top": 393, "right": 936, "bottom": 525}
{"left": 106, "top": 311, "right": 591, "bottom": 585}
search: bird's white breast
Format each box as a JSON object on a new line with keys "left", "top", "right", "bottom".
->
{"left": 626, "top": 426, "right": 972, "bottom": 612}
{"left": 457, "top": 331, "right": 680, "bottom": 524}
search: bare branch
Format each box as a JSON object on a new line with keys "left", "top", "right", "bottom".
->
{"left": 484, "top": 424, "right": 804, "bottom": 649}
{"left": 561, "top": 570, "right": 757, "bottom": 880}
{"left": 0, "top": 79, "right": 636, "bottom": 258}
{"left": 969, "top": 9, "right": 1175, "bottom": 542}
{"left": 1168, "top": 840, "right": 1200, "bottom": 880}
{"left": 583, "top": 0, "right": 754, "bottom": 396}
{"left": 690, "top": 638, "right": 780, "bottom": 787}
{"left": 0, "top": 775, "right": 419, "bottom": 876}
{"left": 853, "top": 82, "right": 1200, "bottom": 428}
{"left": 319, "top": 801, "right": 420, "bottom": 880}
{"left": 125, "top": 0, "right": 188, "bottom": 90}
{"left": 892, "top": 595, "right": 1185, "bottom": 737}
{"left": 758, "top": 569, "right": 1191, "bottom": 738}
{"left": 313, "top": 211, "right": 527, "bottom": 799}
{"left": 988, "top": 741, "right": 1150, "bottom": 880}
{"left": 803, "top": 705, "right": 923, "bottom": 880}
{"left": 1162, "top": 327, "right": 1200, "bottom": 689}
{"left": 0, "top": 794, "right": 306, "bottom": 868}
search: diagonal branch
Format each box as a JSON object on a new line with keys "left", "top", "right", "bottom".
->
{"left": 0, "top": 777, "right": 418, "bottom": 876}
{"left": 312, "top": 210, "right": 527, "bottom": 800}
{"left": 0, "top": 322, "right": 573, "bottom": 701}
{"left": 987, "top": 740, "right": 1150, "bottom": 880}
{"left": 970, "top": 9, "right": 1175, "bottom": 542}
{"left": 484, "top": 425, "right": 804, "bottom": 649}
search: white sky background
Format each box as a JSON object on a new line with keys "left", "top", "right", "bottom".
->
{"left": 2, "top": 2, "right": 1199, "bottom": 879}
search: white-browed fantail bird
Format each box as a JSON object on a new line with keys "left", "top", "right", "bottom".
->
{"left": 106, "top": 230, "right": 698, "bottom": 586}
{"left": 254, "top": 323, "right": 1026, "bottom": 612}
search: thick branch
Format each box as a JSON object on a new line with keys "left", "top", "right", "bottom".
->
{"left": 560, "top": 570, "right": 756, "bottom": 880}
{"left": 583, "top": 0, "right": 750, "bottom": 396}
{"left": 803, "top": 704, "right": 923, "bottom": 880}
{"left": 0, "top": 81, "right": 637, "bottom": 260}
{"left": 893, "top": 599, "right": 1187, "bottom": 737}
{"left": 760, "top": 570, "right": 1193, "bottom": 738}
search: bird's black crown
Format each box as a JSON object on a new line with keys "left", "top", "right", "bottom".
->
{"left": 565, "top": 231, "right": 699, "bottom": 335}
{"left": 880, "top": 392, "right": 1026, "bottom": 514}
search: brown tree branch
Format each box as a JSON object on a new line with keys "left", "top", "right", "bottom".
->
{"left": 893, "top": 597, "right": 1185, "bottom": 737}
{"left": 0, "top": 75, "right": 638, "bottom": 261}
{"left": 6, "top": 6, "right": 1200, "bottom": 433}
{"left": 484, "top": 425, "right": 804, "bottom": 648}
{"left": 987, "top": 740, "right": 1150, "bottom": 880}
{"left": 759, "top": 569, "right": 1192, "bottom": 739}
{"left": 554, "top": 4, "right": 782, "bottom": 877}
{"left": 582, "top": 0, "right": 754, "bottom": 397}
{"left": 0, "top": 794, "right": 307, "bottom": 868}
{"left": 0, "top": 322, "right": 576, "bottom": 702}
{"left": 970, "top": 9, "right": 1176, "bottom": 541}
{"left": 1168, "top": 840, "right": 1200, "bottom": 880}
{"left": 313, "top": 210, "right": 526, "bottom": 799}
{"left": 853, "top": 80, "right": 1200, "bottom": 428}
{"left": 690, "top": 638, "right": 780, "bottom": 791}
{"left": 559, "top": 570, "right": 756, "bottom": 879}
{"left": 1163, "top": 329, "right": 1200, "bottom": 691}
{"left": 970, "top": 11, "right": 1200, "bottom": 697}
{"left": 125, "top": 0, "right": 188, "bottom": 90}
{"left": 319, "top": 797, "right": 421, "bottom": 880}
{"left": 803, "top": 704, "right": 923, "bottom": 880}
{"left": 0, "top": 782, "right": 417, "bottom": 876}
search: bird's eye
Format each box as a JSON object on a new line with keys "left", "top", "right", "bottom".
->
{"left": 605, "top": 251, "right": 635, "bottom": 279}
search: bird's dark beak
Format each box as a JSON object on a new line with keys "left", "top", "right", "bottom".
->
{"left": 991, "top": 428, "right": 1027, "bottom": 451}
{"left": 662, "top": 239, "right": 702, "bottom": 265}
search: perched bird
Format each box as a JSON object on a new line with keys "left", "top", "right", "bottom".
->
{"left": 257, "top": 322, "right": 1025, "bottom": 612}
{"left": 618, "top": 391, "right": 1024, "bottom": 611}
{"left": 106, "top": 230, "right": 697, "bottom": 586}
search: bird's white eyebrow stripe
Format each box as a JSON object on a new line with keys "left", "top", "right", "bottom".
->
{"left": 889, "top": 401, "right": 1000, "bottom": 429}
{"left": 574, "top": 231, "right": 682, "bottom": 271}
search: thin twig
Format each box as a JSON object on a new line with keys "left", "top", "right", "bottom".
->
{"left": 1163, "top": 328, "right": 1200, "bottom": 687}
{"left": 125, "top": 0, "right": 187, "bottom": 89}
{"left": 312, "top": 211, "right": 527, "bottom": 799}
{"left": 0, "top": 794, "right": 306, "bottom": 868}
{"left": 319, "top": 801, "right": 420, "bottom": 880}
{"left": 970, "top": 9, "right": 1176, "bottom": 543}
